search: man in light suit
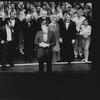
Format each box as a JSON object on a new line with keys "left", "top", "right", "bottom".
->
{"left": 0, "top": 21, "right": 15, "bottom": 71}
{"left": 34, "top": 22, "right": 56, "bottom": 73}
{"left": 58, "top": 12, "right": 76, "bottom": 63}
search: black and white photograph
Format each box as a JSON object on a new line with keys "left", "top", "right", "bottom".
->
{"left": 0, "top": 1, "right": 98, "bottom": 100}
{"left": 0, "top": 1, "right": 92, "bottom": 72}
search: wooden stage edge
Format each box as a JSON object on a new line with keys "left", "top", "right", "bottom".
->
{"left": 0, "top": 61, "right": 92, "bottom": 67}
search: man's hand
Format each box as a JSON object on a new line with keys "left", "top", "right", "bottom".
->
{"left": 39, "top": 42, "right": 43, "bottom": 47}
{"left": 1, "top": 40, "right": 4, "bottom": 44}
{"left": 39, "top": 42, "right": 50, "bottom": 48}
{"left": 72, "top": 39, "right": 75, "bottom": 44}
{"left": 59, "top": 38, "right": 63, "bottom": 43}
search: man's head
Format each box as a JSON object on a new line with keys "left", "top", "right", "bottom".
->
{"left": 42, "top": 4, "right": 47, "bottom": 10}
{"left": 10, "top": 11, "right": 16, "bottom": 19}
{"left": 77, "top": 8, "right": 83, "bottom": 17}
{"left": 41, "top": 22, "right": 48, "bottom": 33}
{"left": 36, "top": 6, "right": 41, "bottom": 13}
{"left": 63, "top": 10, "right": 67, "bottom": 20}
{"left": 26, "top": 14, "right": 32, "bottom": 22}
{"left": 10, "top": 3, "right": 15, "bottom": 9}
{"left": 63, "top": 11, "right": 72, "bottom": 21}
{"left": 65, "top": 4, "right": 72, "bottom": 12}
{"left": 66, "top": 13, "right": 72, "bottom": 21}
{"left": 83, "top": 19, "right": 89, "bottom": 26}
{"left": 50, "top": 15, "right": 59, "bottom": 23}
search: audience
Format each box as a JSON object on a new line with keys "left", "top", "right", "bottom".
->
{"left": 0, "top": 1, "right": 92, "bottom": 64}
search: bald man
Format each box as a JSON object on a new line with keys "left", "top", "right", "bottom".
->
{"left": 22, "top": 14, "right": 37, "bottom": 63}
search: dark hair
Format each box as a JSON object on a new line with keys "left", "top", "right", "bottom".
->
{"left": 84, "top": 19, "right": 89, "bottom": 23}
{"left": 62, "top": 10, "right": 67, "bottom": 15}
{"left": 41, "top": 21, "right": 48, "bottom": 27}
{"left": 10, "top": 2, "right": 15, "bottom": 6}
{"left": 67, "top": 12, "right": 72, "bottom": 17}
{"left": 10, "top": 11, "right": 15, "bottom": 15}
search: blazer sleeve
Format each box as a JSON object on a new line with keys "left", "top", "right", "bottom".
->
{"left": 34, "top": 31, "right": 39, "bottom": 46}
{"left": 49, "top": 32, "right": 56, "bottom": 47}
{"left": 0, "top": 28, "right": 3, "bottom": 43}
{"left": 72, "top": 22, "right": 77, "bottom": 39}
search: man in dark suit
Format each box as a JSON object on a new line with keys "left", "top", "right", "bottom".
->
{"left": 34, "top": 22, "right": 56, "bottom": 73}
{"left": 0, "top": 17, "right": 5, "bottom": 64}
{"left": 0, "top": 21, "right": 15, "bottom": 71}
{"left": 58, "top": 12, "right": 76, "bottom": 63}
{"left": 22, "top": 14, "right": 37, "bottom": 62}
{"left": 4, "top": 11, "right": 22, "bottom": 60}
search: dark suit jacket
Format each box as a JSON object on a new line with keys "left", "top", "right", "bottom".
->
{"left": 58, "top": 19, "right": 76, "bottom": 44}
{"left": 0, "top": 26, "right": 14, "bottom": 43}
{"left": 22, "top": 19, "right": 37, "bottom": 43}
{"left": 0, "top": 17, "right": 5, "bottom": 27}
{"left": 34, "top": 30, "right": 56, "bottom": 58}
{"left": 4, "top": 18, "right": 21, "bottom": 45}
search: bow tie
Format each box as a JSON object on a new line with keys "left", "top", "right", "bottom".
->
{"left": 11, "top": 19, "right": 15, "bottom": 20}
{"left": 66, "top": 21, "right": 70, "bottom": 23}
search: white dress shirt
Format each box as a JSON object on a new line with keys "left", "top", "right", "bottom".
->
{"left": 43, "top": 31, "right": 48, "bottom": 42}
{"left": 10, "top": 19, "right": 15, "bottom": 27}
{"left": 66, "top": 22, "right": 70, "bottom": 30}
{"left": 6, "top": 25, "right": 12, "bottom": 41}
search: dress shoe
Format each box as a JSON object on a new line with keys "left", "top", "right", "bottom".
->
{"left": 57, "top": 60, "right": 62, "bottom": 62}
{"left": 10, "top": 65, "right": 15, "bottom": 67}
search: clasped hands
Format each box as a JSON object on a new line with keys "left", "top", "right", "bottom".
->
{"left": 39, "top": 42, "right": 50, "bottom": 48}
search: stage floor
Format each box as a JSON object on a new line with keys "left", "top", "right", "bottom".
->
{"left": 0, "top": 61, "right": 92, "bottom": 73}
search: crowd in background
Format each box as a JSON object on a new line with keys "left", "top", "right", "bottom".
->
{"left": 0, "top": 1, "right": 92, "bottom": 63}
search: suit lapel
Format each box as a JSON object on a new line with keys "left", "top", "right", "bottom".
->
{"left": 41, "top": 31, "right": 51, "bottom": 42}
{"left": 47, "top": 31, "right": 51, "bottom": 42}
{"left": 68, "top": 21, "right": 72, "bottom": 30}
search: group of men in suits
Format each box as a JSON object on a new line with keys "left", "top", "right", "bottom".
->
{"left": 0, "top": 9, "right": 77, "bottom": 72}
{"left": 0, "top": 11, "right": 21, "bottom": 71}
{"left": 0, "top": 10, "right": 51, "bottom": 71}
{"left": 34, "top": 11, "right": 76, "bottom": 72}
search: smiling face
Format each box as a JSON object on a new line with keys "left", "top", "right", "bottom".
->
{"left": 10, "top": 11, "right": 15, "bottom": 19}
{"left": 11, "top": 3, "right": 15, "bottom": 9}
{"left": 52, "top": 17, "right": 57, "bottom": 24}
{"left": 66, "top": 14, "right": 72, "bottom": 22}
{"left": 83, "top": 20, "right": 88, "bottom": 26}
{"left": 63, "top": 12, "right": 67, "bottom": 20}
{"left": 41, "top": 24, "right": 48, "bottom": 33}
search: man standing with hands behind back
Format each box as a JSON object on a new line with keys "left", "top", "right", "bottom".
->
{"left": 34, "top": 22, "right": 56, "bottom": 73}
